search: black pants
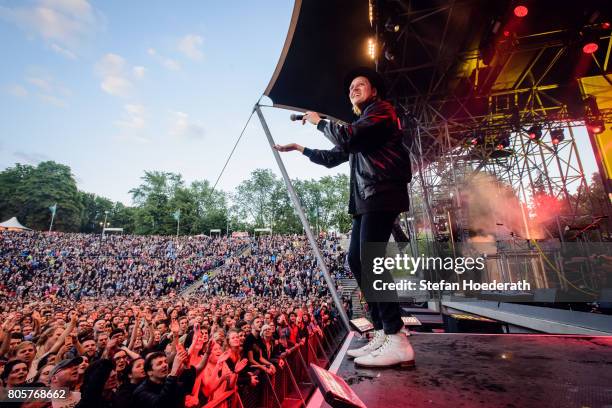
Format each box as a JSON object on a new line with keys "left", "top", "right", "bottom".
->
{"left": 348, "top": 212, "right": 403, "bottom": 334}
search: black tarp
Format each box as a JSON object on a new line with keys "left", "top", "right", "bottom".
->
{"left": 264, "top": 0, "right": 374, "bottom": 123}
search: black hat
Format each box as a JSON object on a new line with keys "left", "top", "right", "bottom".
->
{"left": 110, "top": 328, "right": 124, "bottom": 339}
{"left": 343, "top": 67, "right": 386, "bottom": 99}
{"left": 50, "top": 357, "right": 83, "bottom": 378}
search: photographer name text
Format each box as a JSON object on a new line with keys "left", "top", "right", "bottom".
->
{"left": 373, "top": 279, "right": 531, "bottom": 291}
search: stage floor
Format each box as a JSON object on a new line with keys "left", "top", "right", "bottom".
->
{"left": 330, "top": 333, "right": 612, "bottom": 408}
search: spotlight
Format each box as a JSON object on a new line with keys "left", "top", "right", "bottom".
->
{"left": 527, "top": 125, "right": 542, "bottom": 141}
{"left": 469, "top": 132, "right": 485, "bottom": 147}
{"left": 603, "top": 22, "right": 610, "bottom": 30}
{"left": 587, "top": 119, "right": 605, "bottom": 134}
{"left": 551, "top": 128, "right": 565, "bottom": 145}
{"left": 584, "top": 96, "right": 604, "bottom": 133}
{"left": 581, "top": 31, "right": 600, "bottom": 54}
{"left": 385, "top": 18, "right": 400, "bottom": 33}
{"left": 496, "top": 132, "right": 511, "bottom": 150}
{"left": 367, "top": 38, "right": 377, "bottom": 59}
{"left": 583, "top": 41, "right": 599, "bottom": 54}
{"left": 513, "top": 5, "right": 528, "bottom": 18}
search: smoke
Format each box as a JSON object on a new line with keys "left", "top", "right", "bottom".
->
{"left": 460, "top": 172, "right": 548, "bottom": 240}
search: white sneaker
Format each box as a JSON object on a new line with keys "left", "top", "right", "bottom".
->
{"left": 346, "top": 330, "right": 386, "bottom": 359}
{"left": 354, "top": 332, "right": 415, "bottom": 368}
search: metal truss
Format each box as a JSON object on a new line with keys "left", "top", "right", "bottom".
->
{"left": 376, "top": 0, "right": 612, "bottom": 245}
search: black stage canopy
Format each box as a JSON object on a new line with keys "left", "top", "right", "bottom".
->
{"left": 264, "top": 0, "right": 610, "bottom": 128}
{"left": 264, "top": 0, "right": 374, "bottom": 123}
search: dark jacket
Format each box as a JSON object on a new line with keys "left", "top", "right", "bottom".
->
{"left": 303, "top": 99, "right": 411, "bottom": 214}
{"left": 132, "top": 367, "right": 196, "bottom": 408}
{"left": 76, "top": 359, "right": 115, "bottom": 408}
{"left": 112, "top": 382, "right": 138, "bottom": 408}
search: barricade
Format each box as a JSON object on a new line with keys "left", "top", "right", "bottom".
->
{"left": 235, "top": 318, "right": 347, "bottom": 408}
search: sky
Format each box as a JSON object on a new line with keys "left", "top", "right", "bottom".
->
{"left": 0, "top": 0, "right": 352, "bottom": 205}
{"left": 0, "top": 0, "right": 600, "bottom": 207}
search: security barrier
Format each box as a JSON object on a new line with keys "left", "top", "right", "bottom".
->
{"left": 236, "top": 318, "right": 347, "bottom": 408}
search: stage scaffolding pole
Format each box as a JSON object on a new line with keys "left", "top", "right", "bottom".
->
{"left": 254, "top": 104, "right": 351, "bottom": 332}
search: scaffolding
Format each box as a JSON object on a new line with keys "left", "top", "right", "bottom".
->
{"left": 371, "top": 0, "right": 612, "bottom": 299}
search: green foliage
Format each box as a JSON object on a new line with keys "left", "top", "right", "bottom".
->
{"left": 230, "top": 169, "right": 351, "bottom": 234}
{"left": 0, "top": 161, "right": 83, "bottom": 231}
{"left": 79, "top": 192, "right": 114, "bottom": 232}
{"left": 0, "top": 162, "right": 352, "bottom": 235}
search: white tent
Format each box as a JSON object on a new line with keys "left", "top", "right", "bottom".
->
{"left": 0, "top": 217, "right": 31, "bottom": 231}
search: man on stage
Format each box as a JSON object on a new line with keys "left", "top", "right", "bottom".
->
{"left": 274, "top": 67, "right": 415, "bottom": 368}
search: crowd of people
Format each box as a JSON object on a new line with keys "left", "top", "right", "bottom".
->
{"left": 200, "top": 235, "right": 347, "bottom": 299}
{"left": 0, "top": 230, "right": 350, "bottom": 407}
{"left": 0, "top": 232, "right": 250, "bottom": 299}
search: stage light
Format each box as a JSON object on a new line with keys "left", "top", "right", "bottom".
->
{"left": 469, "top": 132, "right": 485, "bottom": 147}
{"left": 583, "top": 41, "right": 599, "bottom": 54}
{"left": 514, "top": 5, "right": 528, "bottom": 18}
{"left": 496, "top": 132, "right": 510, "bottom": 150}
{"left": 503, "top": 30, "right": 511, "bottom": 37}
{"left": 603, "top": 22, "right": 610, "bottom": 30}
{"left": 584, "top": 96, "right": 604, "bottom": 133}
{"left": 581, "top": 30, "right": 600, "bottom": 54}
{"left": 551, "top": 128, "right": 565, "bottom": 145}
{"left": 367, "top": 38, "right": 376, "bottom": 59}
{"left": 385, "top": 18, "right": 400, "bottom": 33}
{"left": 587, "top": 119, "right": 605, "bottom": 134}
{"left": 527, "top": 125, "right": 542, "bottom": 141}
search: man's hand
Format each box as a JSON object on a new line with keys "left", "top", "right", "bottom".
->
{"left": 170, "top": 320, "right": 180, "bottom": 336}
{"left": 171, "top": 350, "right": 188, "bottom": 376}
{"left": 69, "top": 312, "right": 78, "bottom": 326}
{"left": 105, "top": 337, "right": 119, "bottom": 355}
{"left": 273, "top": 143, "right": 304, "bottom": 153}
{"left": 302, "top": 111, "right": 322, "bottom": 126}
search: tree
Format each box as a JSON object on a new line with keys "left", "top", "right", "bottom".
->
{"left": 189, "top": 180, "right": 228, "bottom": 234}
{"left": 0, "top": 161, "right": 352, "bottom": 235}
{"left": 233, "top": 169, "right": 279, "bottom": 229}
{"left": 78, "top": 192, "right": 114, "bottom": 233}
{"left": 111, "top": 202, "right": 137, "bottom": 234}
{"left": 129, "top": 171, "right": 185, "bottom": 235}
{"left": 319, "top": 174, "right": 351, "bottom": 232}
{"left": 0, "top": 163, "right": 34, "bottom": 221}
{"left": 1, "top": 161, "right": 83, "bottom": 231}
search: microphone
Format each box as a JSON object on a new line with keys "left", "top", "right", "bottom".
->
{"left": 290, "top": 113, "right": 327, "bottom": 121}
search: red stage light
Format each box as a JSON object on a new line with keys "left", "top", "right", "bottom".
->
{"left": 603, "top": 22, "right": 610, "bottom": 29}
{"left": 583, "top": 42, "right": 599, "bottom": 54}
{"left": 551, "top": 129, "right": 565, "bottom": 146}
{"left": 588, "top": 120, "right": 605, "bottom": 134}
{"left": 503, "top": 30, "right": 511, "bottom": 37}
{"left": 514, "top": 5, "right": 528, "bottom": 17}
